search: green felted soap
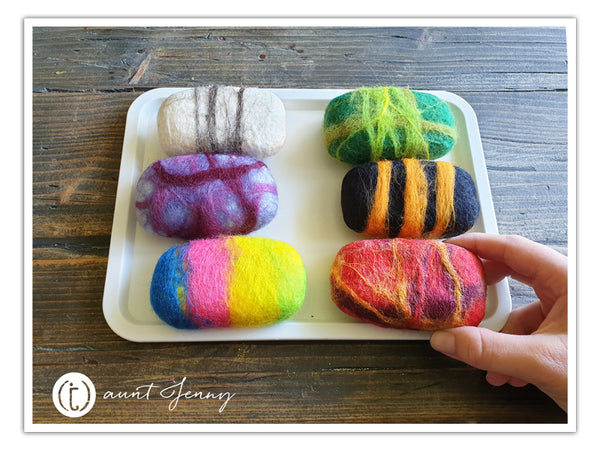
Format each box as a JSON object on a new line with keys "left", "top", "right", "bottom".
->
{"left": 323, "top": 87, "right": 457, "bottom": 165}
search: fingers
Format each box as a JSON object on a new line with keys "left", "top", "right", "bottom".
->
{"left": 478, "top": 259, "right": 534, "bottom": 287}
{"left": 445, "top": 233, "right": 568, "bottom": 308}
{"left": 430, "top": 326, "right": 568, "bottom": 411}
{"left": 435, "top": 234, "right": 569, "bottom": 411}
{"left": 486, "top": 372, "right": 529, "bottom": 387}
{"left": 485, "top": 372, "right": 510, "bottom": 386}
{"left": 478, "top": 259, "right": 513, "bottom": 285}
{"left": 430, "top": 327, "right": 550, "bottom": 392}
{"left": 501, "top": 301, "right": 546, "bottom": 335}
{"left": 445, "top": 233, "right": 565, "bottom": 279}
{"left": 484, "top": 302, "right": 557, "bottom": 388}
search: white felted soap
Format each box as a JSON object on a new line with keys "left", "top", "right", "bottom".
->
{"left": 157, "top": 86, "right": 286, "bottom": 159}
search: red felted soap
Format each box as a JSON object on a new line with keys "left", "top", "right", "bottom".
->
{"left": 330, "top": 238, "right": 486, "bottom": 331}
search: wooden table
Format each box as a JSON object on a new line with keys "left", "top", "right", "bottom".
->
{"left": 31, "top": 24, "right": 569, "bottom": 425}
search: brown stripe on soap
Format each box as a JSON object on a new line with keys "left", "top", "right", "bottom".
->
{"left": 207, "top": 85, "right": 219, "bottom": 152}
{"left": 193, "top": 87, "right": 202, "bottom": 150}
{"left": 233, "top": 87, "right": 245, "bottom": 151}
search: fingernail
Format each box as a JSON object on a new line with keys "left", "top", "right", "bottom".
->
{"left": 430, "top": 330, "right": 456, "bottom": 356}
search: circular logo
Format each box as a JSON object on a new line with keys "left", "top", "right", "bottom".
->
{"left": 52, "top": 372, "right": 96, "bottom": 418}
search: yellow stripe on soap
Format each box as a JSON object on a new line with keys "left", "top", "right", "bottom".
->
{"left": 400, "top": 158, "right": 428, "bottom": 238}
{"left": 435, "top": 241, "right": 463, "bottom": 319}
{"left": 430, "top": 161, "right": 456, "bottom": 237}
{"left": 421, "top": 120, "right": 458, "bottom": 141}
{"left": 227, "top": 236, "right": 281, "bottom": 327}
{"left": 371, "top": 87, "right": 392, "bottom": 160}
{"left": 176, "top": 248, "right": 188, "bottom": 315}
{"left": 363, "top": 160, "right": 392, "bottom": 237}
{"left": 268, "top": 239, "right": 307, "bottom": 320}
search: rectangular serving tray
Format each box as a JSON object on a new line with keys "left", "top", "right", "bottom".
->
{"left": 103, "top": 88, "right": 511, "bottom": 342}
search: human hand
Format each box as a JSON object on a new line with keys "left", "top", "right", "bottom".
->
{"left": 429, "top": 233, "right": 568, "bottom": 412}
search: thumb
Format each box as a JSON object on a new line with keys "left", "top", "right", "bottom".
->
{"left": 430, "top": 327, "right": 555, "bottom": 389}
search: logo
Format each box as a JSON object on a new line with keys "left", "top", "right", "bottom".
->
{"left": 52, "top": 372, "right": 96, "bottom": 417}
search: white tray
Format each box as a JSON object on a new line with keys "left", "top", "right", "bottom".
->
{"left": 103, "top": 88, "right": 511, "bottom": 342}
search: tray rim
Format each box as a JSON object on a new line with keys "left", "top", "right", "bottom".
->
{"left": 102, "top": 87, "right": 511, "bottom": 342}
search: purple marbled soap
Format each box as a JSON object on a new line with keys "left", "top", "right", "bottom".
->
{"left": 135, "top": 153, "right": 278, "bottom": 239}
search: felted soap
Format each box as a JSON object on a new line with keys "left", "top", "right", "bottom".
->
{"left": 151, "top": 236, "right": 307, "bottom": 329}
{"left": 323, "top": 87, "right": 457, "bottom": 164}
{"left": 136, "top": 153, "right": 278, "bottom": 239}
{"left": 341, "top": 158, "right": 480, "bottom": 239}
{"left": 157, "top": 85, "right": 286, "bottom": 159}
{"left": 330, "top": 238, "right": 486, "bottom": 331}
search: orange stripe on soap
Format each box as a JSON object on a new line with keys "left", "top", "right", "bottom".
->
{"left": 400, "top": 158, "right": 428, "bottom": 238}
{"left": 363, "top": 160, "right": 392, "bottom": 237}
{"left": 429, "top": 161, "right": 456, "bottom": 237}
{"left": 389, "top": 239, "right": 411, "bottom": 319}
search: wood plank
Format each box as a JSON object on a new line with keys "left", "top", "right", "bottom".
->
{"left": 32, "top": 92, "right": 141, "bottom": 239}
{"left": 32, "top": 26, "right": 567, "bottom": 92}
{"left": 459, "top": 91, "right": 569, "bottom": 247}
{"left": 32, "top": 340, "right": 566, "bottom": 423}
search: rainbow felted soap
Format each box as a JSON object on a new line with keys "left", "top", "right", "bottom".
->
{"left": 323, "top": 87, "right": 457, "bottom": 164}
{"left": 330, "top": 238, "right": 486, "bottom": 331}
{"left": 151, "top": 236, "right": 307, "bottom": 329}
{"left": 136, "top": 153, "right": 278, "bottom": 239}
{"left": 157, "top": 85, "right": 286, "bottom": 159}
{"left": 341, "top": 158, "right": 480, "bottom": 239}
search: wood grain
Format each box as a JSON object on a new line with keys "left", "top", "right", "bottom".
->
{"left": 32, "top": 27, "right": 567, "bottom": 92}
{"left": 31, "top": 26, "right": 569, "bottom": 424}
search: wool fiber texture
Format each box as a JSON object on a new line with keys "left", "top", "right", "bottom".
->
{"left": 151, "top": 236, "right": 307, "bottom": 329}
{"left": 341, "top": 158, "right": 479, "bottom": 239}
{"left": 157, "top": 85, "right": 286, "bottom": 159}
{"left": 330, "top": 238, "right": 486, "bottom": 331}
{"left": 323, "top": 87, "right": 457, "bottom": 164}
{"left": 136, "top": 153, "right": 278, "bottom": 239}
